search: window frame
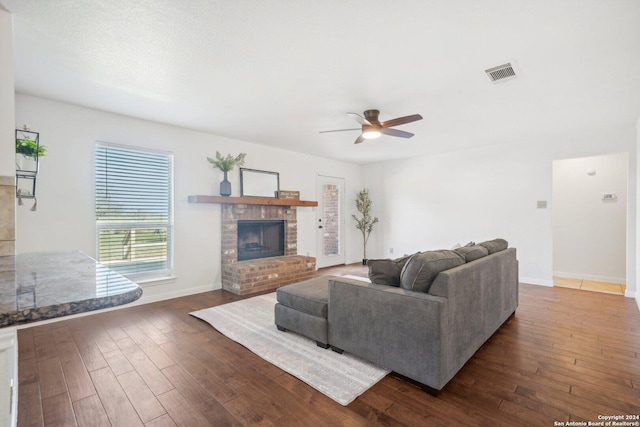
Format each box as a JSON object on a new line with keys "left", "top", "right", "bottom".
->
{"left": 95, "top": 141, "right": 175, "bottom": 283}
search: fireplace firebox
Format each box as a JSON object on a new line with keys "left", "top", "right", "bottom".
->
{"left": 237, "top": 220, "right": 285, "bottom": 261}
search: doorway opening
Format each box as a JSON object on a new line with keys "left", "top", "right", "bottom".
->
{"left": 552, "top": 153, "right": 628, "bottom": 296}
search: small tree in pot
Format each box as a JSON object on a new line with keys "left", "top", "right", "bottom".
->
{"left": 352, "top": 188, "right": 379, "bottom": 265}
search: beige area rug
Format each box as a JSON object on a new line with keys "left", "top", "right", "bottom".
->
{"left": 190, "top": 292, "right": 389, "bottom": 406}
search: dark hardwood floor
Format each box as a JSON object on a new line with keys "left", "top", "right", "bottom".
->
{"left": 16, "top": 263, "right": 640, "bottom": 426}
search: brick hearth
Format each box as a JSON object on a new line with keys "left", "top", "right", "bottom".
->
{"left": 221, "top": 255, "right": 316, "bottom": 295}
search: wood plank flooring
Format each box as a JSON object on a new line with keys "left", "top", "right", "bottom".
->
{"left": 17, "top": 264, "right": 640, "bottom": 426}
{"left": 554, "top": 276, "right": 626, "bottom": 295}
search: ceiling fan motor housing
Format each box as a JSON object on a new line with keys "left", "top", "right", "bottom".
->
{"left": 363, "top": 109, "right": 381, "bottom": 124}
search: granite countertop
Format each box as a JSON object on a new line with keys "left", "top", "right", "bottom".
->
{"left": 0, "top": 251, "right": 143, "bottom": 327}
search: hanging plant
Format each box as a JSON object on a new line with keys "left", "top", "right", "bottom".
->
{"left": 16, "top": 139, "right": 46, "bottom": 159}
{"left": 207, "top": 151, "right": 246, "bottom": 172}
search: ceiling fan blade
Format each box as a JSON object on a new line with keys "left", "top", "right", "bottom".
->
{"left": 381, "top": 114, "right": 423, "bottom": 128}
{"left": 347, "top": 112, "right": 372, "bottom": 126}
{"left": 354, "top": 134, "right": 366, "bottom": 144}
{"left": 319, "top": 128, "right": 361, "bottom": 134}
{"left": 380, "top": 128, "right": 414, "bottom": 138}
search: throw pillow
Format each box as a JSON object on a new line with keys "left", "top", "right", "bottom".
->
{"left": 367, "top": 259, "right": 401, "bottom": 287}
{"left": 455, "top": 245, "right": 489, "bottom": 262}
{"left": 400, "top": 250, "right": 465, "bottom": 293}
{"left": 478, "top": 238, "right": 508, "bottom": 254}
{"left": 367, "top": 254, "right": 414, "bottom": 287}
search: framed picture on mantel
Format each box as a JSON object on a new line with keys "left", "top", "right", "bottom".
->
{"left": 240, "top": 168, "right": 280, "bottom": 198}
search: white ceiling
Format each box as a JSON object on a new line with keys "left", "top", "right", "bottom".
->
{"left": 3, "top": 0, "right": 640, "bottom": 165}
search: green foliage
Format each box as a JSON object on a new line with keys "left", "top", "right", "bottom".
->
{"left": 207, "top": 151, "right": 246, "bottom": 172}
{"left": 352, "top": 188, "right": 379, "bottom": 259}
{"left": 16, "top": 139, "right": 46, "bottom": 158}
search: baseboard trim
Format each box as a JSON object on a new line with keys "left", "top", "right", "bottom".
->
{"left": 136, "top": 283, "right": 220, "bottom": 305}
{"left": 519, "top": 277, "right": 553, "bottom": 287}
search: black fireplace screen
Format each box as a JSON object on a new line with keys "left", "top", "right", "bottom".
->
{"left": 237, "top": 220, "right": 285, "bottom": 261}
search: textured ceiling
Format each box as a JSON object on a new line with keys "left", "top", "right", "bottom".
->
{"left": 3, "top": 0, "right": 640, "bottom": 164}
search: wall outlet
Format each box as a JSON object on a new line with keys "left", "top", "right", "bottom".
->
{"left": 537, "top": 200, "right": 547, "bottom": 209}
{"left": 389, "top": 247, "right": 394, "bottom": 254}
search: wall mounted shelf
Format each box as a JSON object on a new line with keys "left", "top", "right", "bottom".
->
{"left": 187, "top": 195, "right": 318, "bottom": 207}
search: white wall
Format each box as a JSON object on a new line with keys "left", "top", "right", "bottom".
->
{"left": 14, "top": 93, "right": 640, "bottom": 304}
{"left": 637, "top": 115, "right": 640, "bottom": 309}
{"left": 552, "top": 153, "right": 627, "bottom": 283}
{"left": 15, "top": 94, "right": 363, "bottom": 301}
{"left": 0, "top": 7, "right": 14, "bottom": 177}
{"left": 363, "top": 124, "right": 637, "bottom": 296}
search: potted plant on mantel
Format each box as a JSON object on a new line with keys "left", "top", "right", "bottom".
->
{"left": 352, "top": 188, "right": 379, "bottom": 265}
{"left": 207, "top": 151, "right": 246, "bottom": 196}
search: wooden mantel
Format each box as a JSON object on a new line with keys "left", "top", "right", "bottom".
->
{"left": 187, "top": 195, "right": 318, "bottom": 207}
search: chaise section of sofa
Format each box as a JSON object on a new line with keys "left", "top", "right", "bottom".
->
{"left": 327, "top": 247, "right": 518, "bottom": 394}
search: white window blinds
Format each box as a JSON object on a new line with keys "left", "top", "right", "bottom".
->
{"left": 95, "top": 143, "right": 174, "bottom": 280}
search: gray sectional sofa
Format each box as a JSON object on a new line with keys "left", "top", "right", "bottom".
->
{"left": 328, "top": 240, "right": 518, "bottom": 394}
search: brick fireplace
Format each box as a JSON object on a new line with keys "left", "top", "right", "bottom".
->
{"left": 219, "top": 193, "right": 316, "bottom": 295}
{"left": 220, "top": 203, "right": 297, "bottom": 263}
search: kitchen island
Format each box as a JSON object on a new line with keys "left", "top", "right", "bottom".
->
{"left": 0, "top": 250, "right": 143, "bottom": 327}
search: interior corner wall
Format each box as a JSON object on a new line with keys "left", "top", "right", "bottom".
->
{"left": 0, "top": 8, "right": 16, "bottom": 257}
{"left": 552, "top": 153, "right": 628, "bottom": 284}
{"left": 363, "top": 124, "right": 637, "bottom": 295}
{"left": 0, "top": 8, "right": 14, "bottom": 177}
{"left": 14, "top": 94, "right": 363, "bottom": 302}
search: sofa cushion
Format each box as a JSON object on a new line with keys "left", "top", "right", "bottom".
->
{"left": 478, "top": 238, "right": 508, "bottom": 254}
{"left": 400, "top": 250, "right": 465, "bottom": 293}
{"left": 276, "top": 276, "right": 332, "bottom": 318}
{"left": 455, "top": 245, "right": 489, "bottom": 262}
{"left": 367, "top": 254, "right": 413, "bottom": 287}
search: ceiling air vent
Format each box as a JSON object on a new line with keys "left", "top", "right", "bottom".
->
{"left": 485, "top": 62, "right": 517, "bottom": 83}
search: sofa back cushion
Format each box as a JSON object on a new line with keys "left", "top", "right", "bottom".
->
{"left": 367, "top": 254, "right": 413, "bottom": 287}
{"left": 455, "top": 245, "right": 489, "bottom": 262}
{"left": 478, "top": 238, "right": 508, "bottom": 254}
{"left": 400, "top": 250, "right": 465, "bottom": 293}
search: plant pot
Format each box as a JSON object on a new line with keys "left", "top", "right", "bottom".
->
{"left": 220, "top": 171, "right": 232, "bottom": 196}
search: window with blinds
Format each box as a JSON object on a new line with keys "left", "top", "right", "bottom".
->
{"left": 95, "top": 143, "right": 174, "bottom": 280}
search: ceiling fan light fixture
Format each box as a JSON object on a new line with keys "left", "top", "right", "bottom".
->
{"left": 362, "top": 125, "right": 381, "bottom": 139}
{"left": 320, "top": 109, "right": 422, "bottom": 144}
{"left": 362, "top": 130, "right": 381, "bottom": 139}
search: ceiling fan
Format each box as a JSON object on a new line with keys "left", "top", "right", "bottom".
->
{"left": 320, "top": 109, "right": 423, "bottom": 144}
